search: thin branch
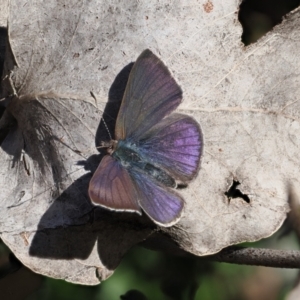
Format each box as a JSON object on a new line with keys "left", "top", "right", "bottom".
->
{"left": 204, "top": 246, "right": 300, "bottom": 269}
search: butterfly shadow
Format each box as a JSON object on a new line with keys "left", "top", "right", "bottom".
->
{"left": 29, "top": 62, "right": 155, "bottom": 270}
{"left": 95, "top": 61, "right": 134, "bottom": 145}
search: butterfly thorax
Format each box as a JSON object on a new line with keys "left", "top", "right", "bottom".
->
{"left": 111, "top": 139, "right": 176, "bottom": 188}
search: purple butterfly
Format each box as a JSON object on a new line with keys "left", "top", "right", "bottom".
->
{"left": 89, "top": 49, "right": 203, "bottom": 227}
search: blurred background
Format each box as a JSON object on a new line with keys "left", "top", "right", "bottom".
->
{"left": 0, "top": 225, "right": 299, "bottom": 300}
{"left": 1, "top": 0, "right": 300, "bottom": 299}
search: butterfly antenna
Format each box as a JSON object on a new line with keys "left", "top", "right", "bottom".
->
{"left": 90, "top": 91, "right": 113, "bottom": 141}
{"left": 102, "top": 117, "right": 112, "bottom": 141}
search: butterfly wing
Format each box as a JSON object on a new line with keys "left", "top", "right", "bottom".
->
{"left": 139, "top": 113, "right": 203, "bottom": 183}
{"left": 88, "top": 155, "right": 141, "bottom": 213}
{"left": 115, "top": 49, "right": 182, "bottom": 141}
{"left": 129, "top": 168, "right": 184, "bottom": 226}
{"left": 89, "top": 155, "right": 183, "bottom": 225}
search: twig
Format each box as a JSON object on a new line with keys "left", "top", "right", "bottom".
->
{"left": 204, "top": 246, "right": 300, "bottom": 269}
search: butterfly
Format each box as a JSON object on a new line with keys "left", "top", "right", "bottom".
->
{"left": 88, "top": 49, "right": 203, "bottom": 227}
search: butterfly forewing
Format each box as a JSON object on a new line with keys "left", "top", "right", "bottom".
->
{"left": 89, "top": 155, "right": 141, "bottom": 213}
{"left": 139, "top": 113, "right": 203, "bottom": 182}
{"left": 115, "top": 49, "right": 182, "bottom": 141}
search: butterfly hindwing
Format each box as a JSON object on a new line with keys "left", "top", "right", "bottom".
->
{"left": 129, "top": 168, "right": 184, "bottom": 226}
{"left": 115, "top": 49, "right": 182, "bottom": 141}
{"left": 89, "top": 155, "right": 141, "bottom": 213}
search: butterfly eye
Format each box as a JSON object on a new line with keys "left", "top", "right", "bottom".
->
{"left": 106, "top": 140, "right": 118, "bottom": 154}
{"left": 107, "top": 145, "right": 113, "bottom": 154}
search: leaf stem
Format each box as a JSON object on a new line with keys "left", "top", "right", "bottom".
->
{"left": 205, "top": 246, "right": 300, "bottom": 269}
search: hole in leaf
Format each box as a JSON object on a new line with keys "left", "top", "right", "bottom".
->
{"left": 239, "top": 0, "right": 300, "bottom": 45}
{"left": 225, "top": 180, "right": 250, "bottom": 203}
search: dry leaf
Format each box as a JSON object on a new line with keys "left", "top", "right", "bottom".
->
{"left": 0, "top": 0, "right": 298, "bottom": 284}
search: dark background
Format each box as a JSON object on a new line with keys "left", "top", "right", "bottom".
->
{"left": 1, "top": 0, "right": 300, "bottom": 299}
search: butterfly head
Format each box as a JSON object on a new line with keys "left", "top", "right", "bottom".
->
{"left": 100, "top": 140, "right": 118, "bottom": 155}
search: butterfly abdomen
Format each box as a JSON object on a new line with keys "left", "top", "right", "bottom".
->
{"left": 113, "top": 140, "right": 176, "bottom": 188}
{"left": 142, "top": 163, "right": 176, "bottom": 188}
